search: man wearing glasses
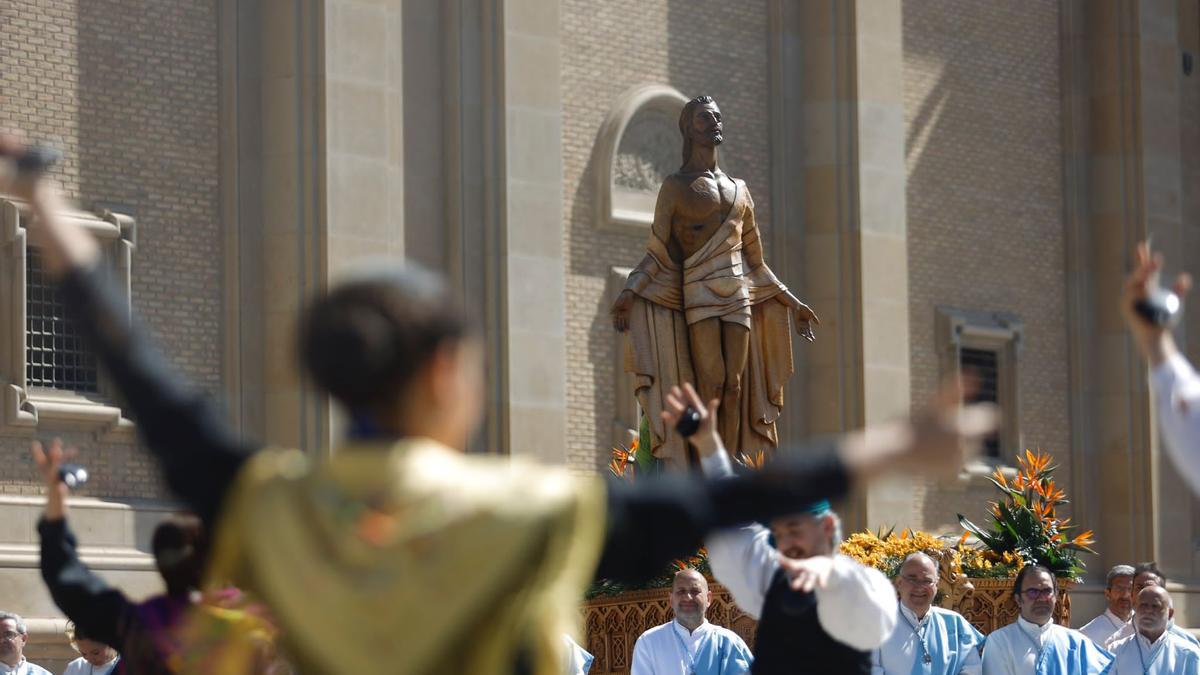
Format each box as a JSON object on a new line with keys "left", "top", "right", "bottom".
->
{"left": 872, "top": 552, "right": 983, "bottom": 674}
{"left": 1079, "top": 565, "right": 1135, "bottom": 646}
{"left": 0, "top": 612, "right": 52, "bottom": 675}
{"left": 981, "top": 565, "right": 1112, "bottom": 674}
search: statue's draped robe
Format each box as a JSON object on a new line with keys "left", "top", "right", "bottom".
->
{"left": 624, "top": 180, "right": 793, "bottom": 465}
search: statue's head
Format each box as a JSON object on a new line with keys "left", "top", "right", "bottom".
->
{"left": 679, "top": 94, "right": 722, "bottom": 167}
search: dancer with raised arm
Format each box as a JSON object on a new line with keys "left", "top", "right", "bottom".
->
{"left": 2, "top": 135, "right": 996, "bottom": 674}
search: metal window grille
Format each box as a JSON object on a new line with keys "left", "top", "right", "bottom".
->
{"left": 25, "top": 247, "right": 99, "bottom": 393}
{"left": 961, "top": 347, "right": 1000, "bottom": 458}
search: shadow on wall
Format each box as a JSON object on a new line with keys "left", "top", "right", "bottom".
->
{"left": 899, "top": 2, "right": 1069, "bottom": 533}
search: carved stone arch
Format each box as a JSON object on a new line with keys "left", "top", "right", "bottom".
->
{"left": 594, "top": 84, "right": 689, "bottom": 235}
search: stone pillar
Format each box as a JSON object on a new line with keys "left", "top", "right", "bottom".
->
{"left": 1064, "top": 0, "right": 1181, "bottom": 576}
{"left": 495, "top": 0, "right": 569, "bottom": 461}
{"left": 224, "top": 0, "right": 329, "bottom": 454}
{"left": 227, "top": 0, "right": 568, "bottom": 460}
{"left": 1062, "top": 2, "right": 1200, "bottom": 628}
{"left": 791, "top": 0, "right": 911, "bottom": 531}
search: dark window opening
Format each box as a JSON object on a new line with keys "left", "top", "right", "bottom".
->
{"left": 961, "top": 347, "right": 999, "bottom": 458}
{"left": 26, "top": 247, "right": 99, "bottom": 393}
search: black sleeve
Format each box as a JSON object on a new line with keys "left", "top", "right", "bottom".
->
{"left": 38, "top": 518, "right": 132, "bottom": 650}
{"left": 593, "top": 441, "right": 848, "bottom": 583}
{"left": 59, "top": 265, "right": 256, "bottom": 526}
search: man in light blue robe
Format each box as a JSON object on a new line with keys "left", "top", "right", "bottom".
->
{"left": 1110, "top": 586, "right": 1200, "bottom": 674}
{"left": 982, "top": 564, "right": 1113, "bottom": 674}
{"left": 873, "top": 552, "right": 983, "bottom": 674}
{"left": 1104, "top": 563, "right": 1200, "bottom": 651}
{"left": 631, "top": 569, "right": 753, "bottom": 675}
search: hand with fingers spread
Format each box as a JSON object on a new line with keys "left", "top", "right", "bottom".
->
{"left": 660, "top": 382, "right": 723, "bottom": 458}
{"left": 1122, "top": 242, "right": 1192, "bottom": 367}
{"left": 778, "top": 554, "right": 836, "bottom": 593}
{"left": 839, "top": 377, "right": 999, "bottom": 481}
{"left": 32, "top": 438, "right": 74, "bottom": 522}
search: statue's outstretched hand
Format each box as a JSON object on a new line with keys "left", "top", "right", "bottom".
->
{"left": 611, "top": 289, "right": 635, "bottom": 332}
{"left": 661, "top": 382, "right": 723, "bottom": 458}
{"left": 777, "top": 291, "right": 819, "bottom": 342}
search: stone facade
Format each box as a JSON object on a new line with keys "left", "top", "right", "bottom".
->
{"left": 0, "top": 1, "right": 222, "bottom": 667}
{"left": 3, "top": 0, "right": 1200, "bottom": 664}
{"left": 0, "top": 0, "right": 221, "bottom": 501}
{"left": 904, "top": 0, "right": 1071, "bottom": 532}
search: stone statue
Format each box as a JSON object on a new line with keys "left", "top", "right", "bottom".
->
{"left": 610, "top": 95, "right": 818, "bottom": 466}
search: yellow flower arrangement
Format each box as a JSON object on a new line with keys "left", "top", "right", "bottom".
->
{"left": 842, "top": 528, "right": 1031, "bottom": 580}
{"left": 840, "top": 528, "right": 954, "bottom": 577}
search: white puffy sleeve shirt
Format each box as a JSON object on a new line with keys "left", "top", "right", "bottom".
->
{"left": 699, "top": 451, "right": 896, "bottom": 651}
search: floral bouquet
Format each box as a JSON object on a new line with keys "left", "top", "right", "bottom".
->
{"left": 957, "top": 449, "right": 1095, "bottom": 580}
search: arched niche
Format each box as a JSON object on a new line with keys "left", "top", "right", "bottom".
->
{"left": 594, "top": 84, "right": 688, "bottom": 235}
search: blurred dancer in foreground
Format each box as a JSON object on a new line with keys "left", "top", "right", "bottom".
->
{"left": 2, "top": 134, "right": 995, "bottom": 675}
{"left": 35, "top": 438, "right": 281, "bottom": 675}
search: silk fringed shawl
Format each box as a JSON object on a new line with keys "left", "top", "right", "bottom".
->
{"left": 205, "top": 439, "right": 606, "bottom": 675}
{"left": 624, "top": 181, "right": 794, "bottom": 466}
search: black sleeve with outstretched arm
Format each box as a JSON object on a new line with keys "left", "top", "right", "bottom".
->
{"left": 594, "top": 444, "right": 848, "bottom": 583}
{"left": 58, "top": 265, "right": 256, "bottom": 527}
{"left": 38, "top": 517, "right": 133, "bottom": 650}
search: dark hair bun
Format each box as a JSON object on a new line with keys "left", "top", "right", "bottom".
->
{"left": 300, "top": 265, "right": 467, "bottom": 412}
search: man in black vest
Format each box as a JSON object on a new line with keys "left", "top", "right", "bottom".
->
{"left": 684, "top": 398, "right": 928, "bottom": 673}
{"left": 658, "top": 377, "right": 992, "bottom": 673}
{"left": 701, "top": 491, "right": 895, "bottom": 674}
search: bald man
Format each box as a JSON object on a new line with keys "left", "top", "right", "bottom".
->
{"left": 631, "top": 569, "right": 753, "bottom": 675}
{"left": 1109, "top": 586, "right": 1200, "bottom": 674}
{"left": 872, "top": 552, "right": 983, "bottom": 674}
{"left": 1104, "top": 564, "right": 1200, "bottom": 650}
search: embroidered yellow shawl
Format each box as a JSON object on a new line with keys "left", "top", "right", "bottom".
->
{"left": 206, "top": 439, "right": 606, "bottom": 675}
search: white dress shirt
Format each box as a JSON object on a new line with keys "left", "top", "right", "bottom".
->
{"left": 1079, "top": 609, "right": 1130, "bottom": 646}
{"left": 1106, "top": 621, "right": 1200, "bottom": 651}
{"left": 563, "top": 635, "right": 594, "bottom": 675}
{"left": 1152, "top": 353, "right": 1200, "bottom": 497}
{"left": 872, "top": 604, "right": 983, "bottom": 675}
{"left": 630, "top": 619, "right": 752, "bottom": 675}
{"left": 0, "top": 658, "right": 52, "bottom": 675}
{"left": 1109, "top": 628, "right": 1200, "bottom": 674}
{"left": 699, "top": 450, "right": 897, "bottom": 652}
{"left": 982, "top": 617, "right": 1062, "bottom": 675}
{"left": 61, "top": 656, "right": 120, "bottom": 675}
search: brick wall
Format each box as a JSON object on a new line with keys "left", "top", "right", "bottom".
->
{"left": 561, "top": 0, "right": 773, "bottom": 472}
{"left": 0, "top": 0, "right": 221, "bottom": 499}
{"left": 904, "top": 0, "right": 1070, "bottom": 531}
